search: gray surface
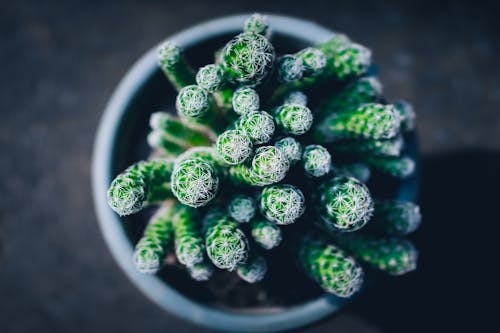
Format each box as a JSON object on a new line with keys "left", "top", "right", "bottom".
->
{"left": 1, "top": 1, "right": 499, "bottom": 332}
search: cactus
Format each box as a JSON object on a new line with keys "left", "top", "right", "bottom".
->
{"left": 215, "top": 129, "right": 253, "bottom": 165}
{"left": 332, "top": 233, "right": 418, "bottom": 275}
{"left": 172, "top": 205, "right": 205, "bottom": 267}
{"left": 371, "top": 200, "right": 422, "bottom": 235}
{"left": 333, "top": 135, "right": 404, "bottom": 157}
{"left": 302, "top": 145, "right": 332, "bottom": 177}
{"left": 107, "top": 159, "right": 174, "bottom": 216}
{"left": 228, "top": 194, "right": 257, "bottom": 223}
{"left": 133, "top": 202, "right": 175, "bottom": 274}
{"left": 274, "top": 136, "right": 303, "bottom": 165}
{"left": 260, "top": 184, "right": 305, "bottom": 225}
{"left": 196, "top": 64, "right": 224, "bottom": 92}
{"left": 364, "top": 155, "right": 415, "bottom": 178}
{"left": 274, "top": 104, "right": 314, "bottom": 135}
{"left": 220, "top": 32, "right": 275, "bottom": 86}
{"left": 237, "top": 254, "right": 268, "bottom": 283}
{"left": 236, "top": 110, "right": 275, "bottom": 144}
{"left": 108, "top": 14, "right": 420, "bottom": 295}
{"left": 314, "top": 103, "right": 400, "bottom": 142}
{"left": 297, "top": 235, "right": 363, "bottom": 297}
{"left": 251, "top": 218, "right": 282, "bottom": 250}
{"left": 157, "top": 41, "right": 195, "bottom": 91}
{"left": 170, "top": 158, "right": 219, "bottom": 207}
{"left": 204, "top": 214, "right": 249, "bottom": 271}
{"left": 317, "top": 176, "right": 373, "bottom": 231}
{"left": 232, "top": 87, "right": 260, "bottom": 115}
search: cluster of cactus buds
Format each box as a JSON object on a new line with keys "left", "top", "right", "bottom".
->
{"left": 107, "top": 14, "right": 421, "bottom": 298}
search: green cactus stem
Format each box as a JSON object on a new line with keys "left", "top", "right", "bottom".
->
{"left": 237, "top": 253, "right": 268, "bottom": 283}
{"left": 251, "top": 218, "right": 282, "bottom": 250}
{"left": 170, "top": 158, "right": 219, "bottom": 207}
{"left": 187, "top": 260, "right": 215, "bottom": 281}
{"left": 317, "top": 176, "right": 373, "bottom": 232}
{"left": 394, "top": 100, "right": 416, "bottom": 132}
{"left": 274, "top": 136, "right": 303, "bottom": 165}
{"left": 332, "top": 135, "right": 404, "bottom": 157}
{"left": 260, "top": 184, "right": 305, "bottom": 225}
{"left": 371, "top": 200, "right": 422, "bottom": 235}
{"left": 220, "top": 32, "right": 275, "bottom": 86}
{"left": 316, "top": 34, "right": 372, "bottom": 80}
{"left": 147, "top": 130, "right": 186, "bottom": 156}
{"left": 333, "top": 233, "right": 418, "bottom": 275}
{"left": 157, "top": 41, "right": 196, "bottom": 91}
{"left": 215, "top": 129, "right": 253, "bottom": 165}
{"left": 172, "top": 205, "right": 205, "bottom": 267}
{"left": 302, "top": 145, "right": 332, "bottom": 177}
{"left": 244, "top": 13, "right": 271, "bottom": 39}
{"left": 107, "top": 159, "right": 175, "bottom": 216}
{"left": 227, "top": 194, "right": 257, "bottom": 223}
{"left": 364, "top": 155, "right": 415, "bottom": 178}
{"left": 204, "top": 214, "right": 249, "bottom": 271}
{"left": 297, "top": 235, "right": 363, "bottom": 297}
{"left": 314, "top": 103, "right": 401, "bottom": 143}
{"left": 196, "top": 64, "right": 224, "bottom": 93}
{"left": 283, "top": 91, "right": 307, "bottom": 106}
{"left": 276, "top": 55, "right": 304, "bottom": 83}
{"left": 317, "top": 77, "right": 382, "bottom": 119}
{"left": 236, "top": 110, "right": 275, "bottom": 144}
{"left": 295, "top": 47, "right": 326, "bottom": 77}
{"left": 150, "top": 112, "right": 213, "bottom": 147}
{"left": 274, "top": 104, "right": 314, "bottom": 135}
{"left": 333, "top": 163, "right": 371, "bottom": 183}
{"left": 232, "top": 87, "right": 260, "bottom": 116}
{"left": 133, "top": 202, "right": 175, "bottom": 274}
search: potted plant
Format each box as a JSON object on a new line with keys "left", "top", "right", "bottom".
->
{"left": 92, "top": 13, "right": 420, "bottom": 332}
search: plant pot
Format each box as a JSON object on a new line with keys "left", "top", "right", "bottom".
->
{"left": 92, "top": 14, "right": 419, "bottom": 332}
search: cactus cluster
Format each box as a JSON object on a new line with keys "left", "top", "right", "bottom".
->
{"left": 106, "top": 14, "right": 421, "bottom": 299}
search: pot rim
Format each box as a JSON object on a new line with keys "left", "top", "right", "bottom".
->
{"left": 92, "top": 13, "right": 415, "bottom": 332}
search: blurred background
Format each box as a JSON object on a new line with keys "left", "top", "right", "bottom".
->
{"left": 1, "top": 0, "right": 499, "bottom": 332}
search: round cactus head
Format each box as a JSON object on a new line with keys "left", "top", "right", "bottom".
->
{"left": 188, "top": 262, "right": 215, "bottom": 281}
{"left": 296, "top": 47, "right": 326, "bottom": 76}
{"left": 133, "top": 246, "right": 162, "bottom": 274}
{"left": 260, "top": 184, "right": 305, "bottom": 225}
{"left": 251, "top": 219, "right": 282, "bottom": 250}
{"left": 216, "top": 129, "right": 253, "bottom": 165}
{"left": 220, "top": 33, "right": 275, "bottom": 86}
{"left": 157, "top": 41, "right": 182, "bottom": 68}
{"left": 318, "top": 176, "right": 373, "bottom": 231}
{"left": 171, "top": 158, "right": 219, "bottom": 207}
{"left": 196, "top": 64, "right": 223, "bottom": 92}
{"left": 277, "top": 55, "right": 304, "bottom": 83}
{"left": 205, "top": 216, "right": 249, "bottom": 271}
{"left": 107, "top": 173, "right": 146, "bottom": 216}
{"left": 176, "top": 85, "right": 209, "bottom": 118}
{"left": 274, "top": 136, "right": 303, "bottom": 164}
{"left": 237, "top": 110, "right": 275, "bottom": 144}
{"left": 244, "top": 13, "right": 271, "bottom": 38}
{"left": 232, "top": 87, "right": 260, "bottom": 115}
{"left": 302, "top": 145, "right": 332, "bottom": 177}
{"left": 250, "top": 146, "right": 290, "bottom": 186}
{"left": 228, "top": 194, "right": 257, "bottom": 223}
{"left": 275, "top": 104, "right": 314, "bottom": 135}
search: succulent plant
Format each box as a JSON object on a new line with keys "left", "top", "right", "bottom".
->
{"left": 317, "top": 176, "right": 373, "bottom": 231}
{"left": 107, "top": 14, "right": 420, "bottom": 294}
{"left": 298, "top": 235, "right": 363, "bottom": 297}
